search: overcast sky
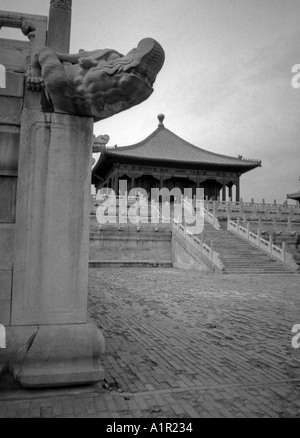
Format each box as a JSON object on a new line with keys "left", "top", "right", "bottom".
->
{"left": 1, "top": 0, "right": 299, "bottom": 202}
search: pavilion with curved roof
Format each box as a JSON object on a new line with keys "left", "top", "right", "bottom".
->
{"left": 92, "top": 114, "right": 262, "bottom": 202}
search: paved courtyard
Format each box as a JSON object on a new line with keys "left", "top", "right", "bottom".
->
{"left": 0, "top": 268, "right": 300, "bottom": 418}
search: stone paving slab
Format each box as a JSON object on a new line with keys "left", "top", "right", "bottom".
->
{"left": 0, "top": 268, "right": 300, "bottom": 418}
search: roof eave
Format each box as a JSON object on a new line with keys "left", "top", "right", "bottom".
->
{"left": 287, "top": 192, "right": 300, "bottom": 200}
{"left": 102, "top": 151, "right": 261, "bottom": 171}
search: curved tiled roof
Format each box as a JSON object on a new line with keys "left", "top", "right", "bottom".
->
{"left": 287, "top": 192, "right": 300, "bottom": 201}
{"left": 103, "top": 124, "right": 261, "bottom": 167}
{"left": 92, "top": 116, "right": 262, "bottom": 180}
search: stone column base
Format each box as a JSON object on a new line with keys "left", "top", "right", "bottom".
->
{"left": 0, "top": 322, "right": 105, "bottom": 388}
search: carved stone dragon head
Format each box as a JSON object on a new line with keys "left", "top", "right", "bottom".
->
{"left": 74, "top": 38, "right": 165, "bottom": 121}
{"left": 31, "top": 38, "right": 165, "bottom": 121}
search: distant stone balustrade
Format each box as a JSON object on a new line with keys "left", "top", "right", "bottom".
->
{"left": 202, "top": 199, "right": 300, "bottom": 232}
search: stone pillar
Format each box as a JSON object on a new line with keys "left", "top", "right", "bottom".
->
{"left": 5, "top": 109, "right": 105, "bottom": 388}
{"left": 47, "top": 0, "right": 72, "bottom": 53}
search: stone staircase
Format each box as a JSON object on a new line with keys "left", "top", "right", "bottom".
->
{"left": 89, "top": 211, "right": 298, "bottom": 273}
{"left": 197, "top": 221, "right": 297, "bottom": 275}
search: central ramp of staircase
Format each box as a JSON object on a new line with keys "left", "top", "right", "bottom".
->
{"left": 198, "top": 221, "right": 296, "bottom": 275}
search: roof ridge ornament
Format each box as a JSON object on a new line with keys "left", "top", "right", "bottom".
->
{"left": 157, "top": 113, "right": 165, "bottom": 128}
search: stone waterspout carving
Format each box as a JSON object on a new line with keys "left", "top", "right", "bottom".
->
{"left": 26, "top": 38, "right": 165, "bottom": 121}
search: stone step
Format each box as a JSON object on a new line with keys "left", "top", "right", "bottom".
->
{"left": 221, "top": 257, "right": 280, "bottom": 261}
{"left": 222, "top": 262, "right": 280, "bottom": 265}
{"left": 224, "top": 264, "right": 293, "bottom": 270}
{"left": 223, "top": 262, "right": 289, "bottom": 266}
{"left": 223, "top": 267, "right": 287, "bottom": 270}
{"left": 221, "top": 255, "right": 279, "bottom": 258}
{"left": 224, "top": 271, "right": 292, "bottom": 274}
{"left": 200, "top": 220, "right": 297, "bottom": 274}
{"left": 89, "top": 260, "right": 173, "bottom": 268}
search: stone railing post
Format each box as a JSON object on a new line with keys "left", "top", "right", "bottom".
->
{"left": 282, "top": 241, "right": 286, "bottom": 262}
{"left": 200, "top": 233, "right": 204, "bottom": 253}
{"left": 257, "top": 229, "right": 261, "bottom": 247}
{"left": 227, "top": 200, "right": 231, "bottom": 215}
{"left": 240, "top": 198, "right": 244, "bottom": 216}
{"left": 213, "top": 209, "right": 217, "bottom": 227}
{"left": 227, "top": 214, "right": 231, "bottom": 230}
{"left": 273, "top": 217, "right": 278, "bottom": 232}
{"left": 269, "top": 234, "right": 273, "bottom": 255}
{"left": 278, "top": 204, "right": 281, "bottom": 214}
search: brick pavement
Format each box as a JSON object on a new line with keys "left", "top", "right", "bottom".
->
{"left": 0, "top": 268, "right": 300, "bottom": 418}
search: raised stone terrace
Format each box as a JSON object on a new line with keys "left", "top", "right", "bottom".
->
{"left": 89, "top": 198, "right": 300, "bottom": 274}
